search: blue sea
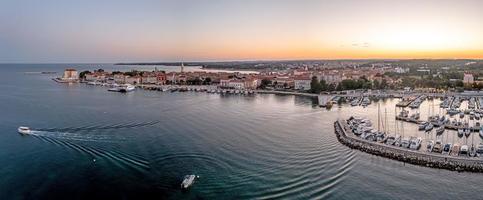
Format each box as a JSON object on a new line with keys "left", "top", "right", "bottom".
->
{"left": 0, "top": 64, "right": 482, "bottom": 199}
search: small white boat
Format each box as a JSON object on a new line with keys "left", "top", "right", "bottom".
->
{"left": 181, "top": 175, "right": 199, "bottom": 189}
{"left": 18, "top": 126, "right": 31, "bottom": 134}
{"left": 409, "top": 137, "right": 422, "bottom": 150}
{"left": 426, "top": 140, "right": 434, "bottom": 152}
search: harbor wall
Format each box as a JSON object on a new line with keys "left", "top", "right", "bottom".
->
{"left": 334, "top": 120, "right": 483, "bottom": 173}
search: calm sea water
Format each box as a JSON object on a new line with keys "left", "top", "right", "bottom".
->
{"left": 1, "top": 64, "right": 482, "bottom": 199}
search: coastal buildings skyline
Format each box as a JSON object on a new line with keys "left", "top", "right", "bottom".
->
{"left": 1, "top": 0, "right": 482, "bottom": 63}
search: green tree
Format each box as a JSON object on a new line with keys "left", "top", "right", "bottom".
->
{"left": 310, "top": 76, "right": 322, "bottom": 93}
{"left": 320, "top": 79, "right": 328, "bottom": 91}
{"left": 79, "top": 70, "right": 91, "bottom": 79}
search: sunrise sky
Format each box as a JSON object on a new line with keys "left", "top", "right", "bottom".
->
{"left": 0, "top": 0, "right": 482, "bottom": 62}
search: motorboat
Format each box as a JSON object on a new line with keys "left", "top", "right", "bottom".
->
{"left": 469, "top": 145, "right": 477, "bottom": 157}
{"left": 409, "top": 137, "right": 422, "bottom": 150}
{"left": 442, "top": 143, "right": 452, "bottom": 155}
{"left": 181, "top": 175, "right": 199, "bottom": 189}
{"left": 464, "top": 128, "right": 471, "bottom": 137}
{"left": 460, "top": 145, "right": 469, "bottom": 155}
{"left": 17, "top": 126, "right": 31, "bottom": 134}
{"left": 425, "top": 123, "right": 434, "bottom": 132}
{"left": 435, "top": 126, "right": 445, "bottom": 135}
{"left": 418, "top": 122, "right": 428, "bottom": 131}
{"left": 400, "top": 137, "right": 411, "bottom": 148}
{"left": 426, "top": 140, "right": 434, "bottom": 152}
{"left": 476, "top": 143, "right": 483, "bottom": 157}
{"left": 108, "top": 84, "right": 135, "bottom": 92}
{"left": 385, "top": 135, "right": 399, "bottom": 145}
{"left": 432, "top": 140, "right": 443, "bottom": 153}
{"left": 451, "top": 144, "right": 460, "bottom": 156}
{"left": 458, "top": 128, "right": 464, "bottom": 137}
{"left": 118, "top": 84, "right": 135, "bottom": 92}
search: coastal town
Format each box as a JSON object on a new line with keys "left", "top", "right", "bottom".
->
{"left": 50, "top": 60, "right": 483, "bottom": 172}
{"left": 56, "top": 60, "right": 483, "bottom": 94}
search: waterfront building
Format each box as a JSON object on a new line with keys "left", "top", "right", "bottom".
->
{"left": 113, "top": 74, "right": 126, "bottom": 84}
{"left": 125, "top": 76, "right": 141, "bottom": 84}
{"left": 294, "top": 76, "right": 311, "bottom": 90}
{"left": 141, "top": 75, "right": 158, "bottom": 84}
{"left": 62, "top": 69, "right": 79, "bottom": 81}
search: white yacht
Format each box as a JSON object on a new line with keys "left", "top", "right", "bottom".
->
{"left": 409, "top": 137, "right": 422, "bottom": 150}
{"left": 108, "top": 84, "right": 135, "bottom": 92}
{"left": 118, "top": 84, "right": 135, "bottom": 92}
{"left": 17, "top": 126, "right": 31, "bottom": 134}
{"left": 426, "top": 140, "right": 434, "bottom": 152}
{"left": 181, "top": 175, "right": 199, "bottom": 189}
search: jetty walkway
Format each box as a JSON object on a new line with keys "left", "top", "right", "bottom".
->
{"left": 334, "top": 120, "right": 483, "bottom": 172}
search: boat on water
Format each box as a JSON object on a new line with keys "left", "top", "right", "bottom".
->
{"left": 442, "top": 143, "right": 452, "bottom": 155}
{"left": 418, "top": 122, "right": 428, "bottom": 131}
{"left": 464, "top": 127, "right": 471, "bottom": 137}
{"left": 17, "top": 126, "right": 31, "bottom": 134}
{"left": 181, "top": 175, "right": 199, "bottom": 189}
{"left": 400, "top": 137, "right": 411, "bottom": 148}
{"left": 476, "top": 143, "right": 483, "bottom": 157}
{"left": 451, "top": 144, "right": 460, "bottom": 156}
{"left": 108, "top": 84, "right": 135, "bottom": 92}
{"left": 458, "top": 128, "right": 464, "bottom": 137}
{"left": 426, "top": 140, "right": 434, "bottom": 152}
{"left": 460, "top": 145, "right": 469, "bottom": 156}
{"left": 432, "top": 140, "right": 443, "bottom": 153}
{"left": 409, "top": 137, "right": 422, "bottom": 150}
{"left": 425, "top": 123, "right": 434, "bottom": 132}
{"left": 385, "top": 135, "right": 400, "bottom": 145}
{"left": 435, "top": 126, "right": 445, "bottom": 135}
{"left": 469, "top": 145, "right": 477, "bottom": 157}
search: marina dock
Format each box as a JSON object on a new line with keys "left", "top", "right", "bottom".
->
{"left": 334, "top": 120, "right": 483, "bottom": 172}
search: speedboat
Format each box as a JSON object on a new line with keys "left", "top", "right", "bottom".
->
{"left": 425, "top": 123, "right": 434, "bottom": 132}
{"left": 386, "top": 135, "right": 401, "bottom": 145}
{"left": 458, "top": 128, "right": 464, "bottom": 137}
{"left": 17, "top": 126, "right": 31, "bottom": 134}
{"left": 118, "top": 84, "right": 135, "bottom": 92}
{"left": 469, "top": 145, "right": 477, "bottom": 157}
{"left": 400, "top": 137, "right": 411, "bottom": 148}
{"left": 476, "top": 143, "right": 483, "bottom": 157}
{"left": 464, "top": 128, "right": 471, "bottom": 137}
{"left": 432, "top": 140, "right": 443, "bottom": 153}
{"left": 418, "top": 122, "right": 428, "bottom": 131}
{"left": 436, "top": 126, "right": 445, "bottom": 135}
{"left": 181, "top": 175, "right": 199, "bottom": 189}
{"left": 442, "top": 143, "right": 452, "bottom": 155}
{"left": 451, "top": 144, "right": 460, "bottom": 156}
{"left": 460, "top": 145, "right": 469, "bottom": 156}
{"left": 409, "top": 137, "right": 422, "bottom": 150}
{"left": 426, "top": 140, "right": 434, "bottom": 152}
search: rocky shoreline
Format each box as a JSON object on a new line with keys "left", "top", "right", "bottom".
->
{"left": 334, "top": 120, "right": 483, "bottom": 173}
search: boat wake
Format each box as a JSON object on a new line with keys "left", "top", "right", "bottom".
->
{"left": 28, "top": 130, "right": 124, "bottom": 142}
{"left": 35, "top": 120, "right": 160, "bottom": 132}
{"left": 32, "top": 134, "right": 151, "bottom": 173}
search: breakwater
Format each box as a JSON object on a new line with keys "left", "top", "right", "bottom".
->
{"left": 334, "top": 120, "right": 483, "bottom": 172}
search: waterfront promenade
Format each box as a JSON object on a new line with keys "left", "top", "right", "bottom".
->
{"left": 334, "top": 120, "right": 483, "bottom": 172}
